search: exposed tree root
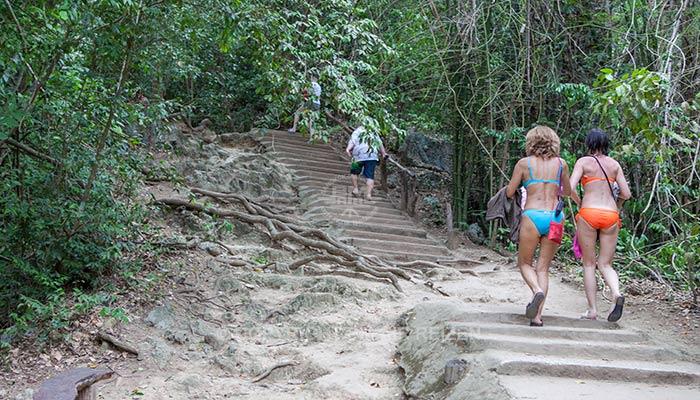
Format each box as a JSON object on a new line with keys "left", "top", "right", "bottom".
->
{"left": 97, "top": 331, "right": 139, "bottom": 356}
{"left": 154, "top": 188, "right": 414, "bottom": 291}
{"left": 251, "top": 360, "right": 298, "bottom": 383}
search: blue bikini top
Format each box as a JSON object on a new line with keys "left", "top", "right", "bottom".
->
{"left": 522, "top": 157, "right": 561, "bottom": 188}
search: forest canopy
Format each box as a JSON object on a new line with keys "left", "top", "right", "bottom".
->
{"left": 1, "top": 0, "right": 698, "bottom": 340}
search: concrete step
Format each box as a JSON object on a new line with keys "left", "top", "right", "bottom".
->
{"left": 267, "top": 149, "right": 347, "bottom": 164}
{"left": 261, "top": 138, "right": 339, "bottom": 155}
{"left": 294, "top": 170, "right": 353, "bottom": 183}
{"left": 263, "top": 143, "right": 345, "bottom": 160}
{"left": 339, "top": 229, "right": 441, "bottom": 246}
{"left": 305, "top": 209, "right": 405, "bottom": 223}
{"left": 454, "top": 332, "right": 677, "bottom": 362}
{"left": 500, "top": 375, "right": 700, "bottom": 400}
{"left": 450, "top": 311, "right": 627, "bottom": 330}
{"left": 306, "top": 210, "right": 417, "bottom": 227}
{"left": 261, "top": 132, "right": 335, "bottom": 147}
{"left": 342, "top": 237, "right": 450, "bottom": 257}
{"left": 279, "top": 161, "right": 349, "bottom": 176}
{"left": 336, "top": 220, "right": 427, "bottom": 239}
{"left": 490, "top": 350, "right": 700, "bottom": 385}
{"left": 303, "top": 196, "right": 398, "bottom": 212}
{"left": 445, "top": 321, "right": 645, "bottom": 343}
{"left": 299, "top": 189, "right": 391, "bottom": 204}
{"left": 355, "top": 246, "right": 442, "bottom": 262}
{"left": 277, "top": 159, "right": 350, "bottom": 179}
{"left": 306, "top": 204, "right": 404, "bottom": 218}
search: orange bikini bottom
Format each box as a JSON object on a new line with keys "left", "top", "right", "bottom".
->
{"left": 576, "top": 208, "right": 621, "bottom": 230}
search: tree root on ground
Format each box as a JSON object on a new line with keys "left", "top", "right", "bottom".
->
{"left": 251, "top": 360, "right": 298, "bottom": 383}
{"left": 154, "top": 188, "right": 415, "bottom": 292}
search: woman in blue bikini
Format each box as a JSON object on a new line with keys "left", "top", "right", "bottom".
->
{"left": 506, "top": 126, "right": 572, "bottom": 326}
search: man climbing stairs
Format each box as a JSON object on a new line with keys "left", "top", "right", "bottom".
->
{"left": 258, "top": 129, "right": 451, "bottom": 263}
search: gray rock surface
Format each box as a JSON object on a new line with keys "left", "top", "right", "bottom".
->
{"left": 399, "top": 132, "right": 452, "bottom": 173}
{"left": 144, "top": 303, "right": 178, "bottom": 331}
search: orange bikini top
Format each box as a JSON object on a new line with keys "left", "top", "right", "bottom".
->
{"left": 581, "top": 176, "right": 616, "bottom": 186}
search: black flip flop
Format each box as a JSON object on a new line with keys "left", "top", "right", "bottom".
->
{"left": 529, "top": 320, "right": 543, "bottom": 327}
{"left": 607, "top": 296, "right": 625, "bottom": 322}
{"left": 525, "top": 291, "right": 545, "bottom": 319}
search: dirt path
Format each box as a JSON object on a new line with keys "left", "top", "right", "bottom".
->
{"left": 2, "top": 127, "right": 698, "bottom": 400}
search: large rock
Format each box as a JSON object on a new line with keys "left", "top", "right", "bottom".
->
{"left": 397, "top": 301, "right": 510, "bottom": 400}
{"left": 399, "top": 132, "right": 452, "bottom": 173}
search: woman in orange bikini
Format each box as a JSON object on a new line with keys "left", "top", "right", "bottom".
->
{"left": 570, "top": 128, "right": 632, "bottom": 322}
{"left": 507, "top": 126, "right": 571, "bottom": 327}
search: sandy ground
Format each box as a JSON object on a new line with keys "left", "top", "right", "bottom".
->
{"left": 2, "top": 130, "right": 698, "bottom": 399}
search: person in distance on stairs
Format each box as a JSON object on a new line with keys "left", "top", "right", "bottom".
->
{"left": 345, "top": 125, "right": 387, "bottom": 201}
{"left": 506, "top": 125, "right": 572, "bottom": 327}
{"left": 288, "top": 72, "right": 322, "bottom": 142}
{"left": 570, "top": 128, "right": 631, "bottom": 322}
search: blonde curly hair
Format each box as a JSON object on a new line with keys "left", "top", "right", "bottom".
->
{"left": 525, "top": 125, "right": 560, "bottom": 158}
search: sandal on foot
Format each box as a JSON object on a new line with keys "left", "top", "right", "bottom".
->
{"left": 607, "top": 296, "right": 625, "bottom": 322}
{"left": 529, "top": 320, "right": 544, "bottom": 327}
{"left": 351, "top": 190, "right": 360, "bottom": 198}
{"left": 580, "top": 310, "right": 598, "bottom": 320}
{"left": 525, "top": 291, "right": 545, "bottom": 319}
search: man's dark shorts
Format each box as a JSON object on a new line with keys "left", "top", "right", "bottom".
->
{"left": 303, "top": 101, "right": 321, "bottom": 111}
{"left": 350, "top": 160, "right": 378, "bottom": 179}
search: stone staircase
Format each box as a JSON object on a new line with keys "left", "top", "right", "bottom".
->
{"left": 400, "top": 303, "right": 700, "bottom": 399}
{"left": 447, "top": 312, "right": 700, "bottom": 384}
{"left": 258, "top": 129, "right": 451, "bottom": 262}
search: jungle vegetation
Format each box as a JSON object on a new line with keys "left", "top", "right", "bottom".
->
{"left": 1, "top": 0, "right": 698, "bottom": 342}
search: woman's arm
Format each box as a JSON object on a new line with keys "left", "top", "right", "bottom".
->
{"left": 560, "top": 159, "right": 572, "bottom": 197}
{"left": 506, "top": 159, "right": 524, "bottom": 199}
{"left": 569, "top": 159, "right": 583, "bottom": 207}
{"left": 615, "top": 160, "right": 632, "bottom": 200}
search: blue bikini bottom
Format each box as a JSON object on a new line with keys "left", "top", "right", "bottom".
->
{"left": 522, "top": 209, "right": 564, "bottom": 236}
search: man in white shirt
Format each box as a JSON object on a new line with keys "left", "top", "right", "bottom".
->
{"left": 345, "top": 125, "right": 387, "bottom": 201}
{"left": 288, "top": 74, "right": 321, "bottom": 142}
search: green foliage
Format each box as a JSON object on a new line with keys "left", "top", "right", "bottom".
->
{"left": 0, "top": 0, "right": 155, "bottom": 339}
{"left": 422, "top": 196, "right": 444, "bottom": 225}
{"left": 221, "top": 0, "right": 403, "bottom": 139}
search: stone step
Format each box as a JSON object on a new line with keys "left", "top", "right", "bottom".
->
{"left": 342, "top": 237, "right": 450, "bottom": 257}
{"left": 336, "top": 220, "right": 427, "bottom": 239}
{"left": 303, "top": 196, "right": 398, "bottom": 212}
{"left": 261, "top": 132, "right": 335, "bottom": 147}
{"left": 293, "top": 170, "right": 353, "bottom": 183}
{"left": 501, "top": 375, "right": 700, "bottom": 400}
{"left": 489, "top": 350, "right": 700, "bottom": 385}
{"left": 305, "top": 209, "right": 405, "bottom": 224}
{"left": 339, "top": 229, "right": 441, "bottom": 246}
{"left": 451, "top": 312, "right": 626, "bottom": 330}
{"left": 279, "top": 161, "right": 350, "bottom": 176}
{"left": 306, "top": 204, "right": 404, "bottom": 218}
{"left": 445, "top": 321, "right": 646, "bottom": 343}
{"left": 267, "top": 149, "right": 347, "bottom": 164}
{"left": 306, "top": 210, "right": 417, "bottom": 228}
{"left": 262, "top": 142, "right": 342, "bottom": 159}
{"left": 274, "top": 154, "right": 350, "bottom": 168}
{"left": 261, "top": 139, "right": 339, "bottom": 156}
{"left": 355, "top": 246, "right": 442, "bottom": 262}
{"left": 295, "top": 178, "right": 367, "bottom": 190}
{"left": 299, "top": 187, "right": 391, "bottom": 202}
{"left": 454, "top": 332, "right": 677, "bottom": 362}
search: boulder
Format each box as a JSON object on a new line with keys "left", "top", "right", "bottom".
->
{"left": 399, "top": 132, "right": 452, "bottom": 173}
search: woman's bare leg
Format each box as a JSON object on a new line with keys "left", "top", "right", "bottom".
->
{"left": 577, "top": 217, "right": 600, "bottom": 318}
{"left": 598, "top": 223, "right": 622, "bottom": 315}
{"left": 518, "top": 217, "right": 544, "bottom": 295}
{"left": 532, "top": 235, "right": 559, "bottom": 324}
